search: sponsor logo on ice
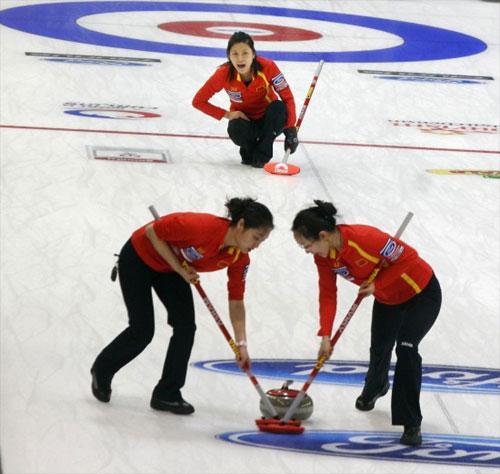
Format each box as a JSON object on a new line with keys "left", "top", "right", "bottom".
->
{"left": 64, "top": 102, "right": 161, "bottom": 119}
{"left": 217, "top": 430, "right": 500, "bottom": 468}
{"left": 359, "top": 69, "right": 494, "bottom": 84}
{"left": 26, "top": 52, "right": 160, "bottom": 67}
{"left": 86, "top": 146, "right": 169, "bottom": 163}
{"left": 194, "top": 359, "right": 500, "bottom": 394}
{"left": 389, "top": 120, "right": 498, "bottom": 135}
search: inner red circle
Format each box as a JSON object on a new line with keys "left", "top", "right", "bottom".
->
{"left": 158, "top": 21, "right": 322, "bottom": 41}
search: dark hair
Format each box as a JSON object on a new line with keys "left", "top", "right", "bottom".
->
{"left": 292, "top": 200, "right": 338, "bottom": 240}
{"left": 225, "top": 31, "right": 262, "bottom": 81}
{"left": 225, "top": 197, "right": 274, "bottom": 230}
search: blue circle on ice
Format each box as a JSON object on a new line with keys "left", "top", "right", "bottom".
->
{"left": 0, "top": 2, "right": 487, "bottom": 62}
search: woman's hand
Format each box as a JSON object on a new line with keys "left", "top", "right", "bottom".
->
{"left": 236, "top": 345, "right": 250, "bottom": 369}
{"left": 225, "top": 110, "right": 250, "bottom": 121}
{"left": 358, "top": 281, "right": 375, "bottom": 297}
{"left": 318, "top": 336, "right": 333, "bottom": 361}
{"left": 179, "top": 264, "right": 199, "bottom": 285}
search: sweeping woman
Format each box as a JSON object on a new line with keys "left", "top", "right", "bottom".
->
{"left": 291, "top": 200, "right": 442, "bottom": 446}
{"left": 192, "top": 31, "right": 298, "bottom": 168}
{"left": 91, "top": 197, "right": 274, "bottom": 414}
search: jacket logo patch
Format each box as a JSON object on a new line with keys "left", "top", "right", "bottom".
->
{"left": 380, "top": 238, "right": 397, "bottom": 256}
{"left": 272, "top": 73, "right": 288, "bottom": 91}
{"left": 380, "top": 239, "right": 405, "bottom": 262}
{"left": 333, "top": 266, "right": 355, "bottom": 281}
{"left": 180, "top": 246, "right": 203, "bottom": 262}
{"left": 226, "top": 89, "right": 243, "bottom": 103}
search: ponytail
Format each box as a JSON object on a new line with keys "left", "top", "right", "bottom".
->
{"left": 225, "top": 197, "right": 274, "bottom": 229}
{"left": 292, "top": 200, "right": 338, "bottom": 240}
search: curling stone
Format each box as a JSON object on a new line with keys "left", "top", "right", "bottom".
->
{"left": 259, "top": 380, "right": 313, "bottom": 420}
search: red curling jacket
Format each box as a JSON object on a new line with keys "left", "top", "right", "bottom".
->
{"left": 131, "top": 213, "right": 249, "bottom": 300}
{"left": 314, "top": 224, "right": 434, "bottom": 336}
{"left": 192, "top": 56, "right": 296, "bottom": 129}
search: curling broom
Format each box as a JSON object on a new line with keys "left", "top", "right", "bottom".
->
{"left": 264, "top": 59, "right": 324, "bottom": 177}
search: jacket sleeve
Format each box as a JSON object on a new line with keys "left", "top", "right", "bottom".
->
{"left": 192, "top": 67, "right": 227, "bottom": 121}
{"left": 268, "top": 60, "right": 296, "bottom": 128}
{"left": 227, "top": 253, "right": 249, "bottom": 300}
{"left": 315, "top": 256, "right": 337, "bottom": 337}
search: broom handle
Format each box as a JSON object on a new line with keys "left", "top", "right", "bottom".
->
{"left": 281, "top": 211, "right": 414, "bottom": 423}
{"left": 148, "top": 205, "right": 279, "bottom": 418}
{"left": 283, "top": 60, "right": 324, "bottom": 164}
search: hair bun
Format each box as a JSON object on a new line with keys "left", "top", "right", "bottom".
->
{"left": 313, "top": 200, "right": 337, "bottom": 219}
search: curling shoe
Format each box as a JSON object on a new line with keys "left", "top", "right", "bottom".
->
{"left": 355, "top": 381, "right": 390, "bottom": 411}
{"left": 90, "top": 368, "right": 112, "bottom": 403}
{"left": 239, "top": 148, "right": 253, "bottom": 166}
{"left": 251, "top": 150, "right": 271, "bottom": 168}
{"left": 400, "top": 426, "right": 422, "bottom": 446}
{"left": 150, "top": 396, "right": 195, "bottom": 415}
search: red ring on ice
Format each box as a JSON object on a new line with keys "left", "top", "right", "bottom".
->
{"left": 158, "top": 21, "right": 322, "bottom": 41}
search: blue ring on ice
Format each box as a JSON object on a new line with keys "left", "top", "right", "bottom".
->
{"left": 0, "top": 2, "right": 487, "bottom": 62}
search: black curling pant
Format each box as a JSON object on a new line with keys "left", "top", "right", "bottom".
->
{"left": 362, "top": 273, "right": 442, "bottom": 427}
{"left": 92, "top": 239, "right": 196, "bottom": 400}
{"left": 227, "top": 100, "right": 287, "bottom": 161}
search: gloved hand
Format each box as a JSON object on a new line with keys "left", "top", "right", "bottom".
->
{"left": 283, "top": 127, "right": 299, "bottom": 154}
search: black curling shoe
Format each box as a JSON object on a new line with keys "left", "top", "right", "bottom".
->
{"left": 355, "top": 381, "right": 390, "bottom": 411}
{"left": 150, "top": 396, "right": 195, "bottom": 415}
{"left": 251, "top": 150, "right": 271, "bottom": 168}
{"left": 239, "top": 148, "right": 253, "bottom": 166}
{"left": 400, "top": 426, "right": 422, "bottom": 446}
{"left": 90, "top": 369, "right": 112, "bottom": 403}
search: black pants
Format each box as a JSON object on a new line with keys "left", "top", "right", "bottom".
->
{"left": 363, "top": 273, "right": 442, "bottom": 427}
{"left": 92, "top": 239, "right": 196, "bottom": 400}
{"left": 227, "top": 100, "right": 287, "bottom": 162}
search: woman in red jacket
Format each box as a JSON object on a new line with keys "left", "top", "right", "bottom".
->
{"left": 192, "top": 31, "right": 298, "bottom": 168}
{"left": 91, "top": 197, "right": 273, "bottom": 414}
{"left": 292, "top": 200, "right": 441, "bottom": 446}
